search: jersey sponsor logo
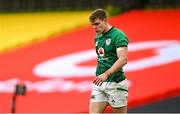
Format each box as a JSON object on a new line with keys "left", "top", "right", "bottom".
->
{"left": 98, "top": 57, "right": 108, "bottom": 61}
{"left": 98, "top": 47, "right": 104, "bottom": 57}
{"left": 106, "top": 38, "right": 111, "bottom": 45}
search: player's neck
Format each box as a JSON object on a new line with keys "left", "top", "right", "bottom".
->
{"left": 103, "top": 24, "right": 112, "bottom": 34}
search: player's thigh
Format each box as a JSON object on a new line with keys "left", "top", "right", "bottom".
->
{"left": 106, "top": 80, "right": 128, "bottom": 108}
{"left": 90, "top": 83, "right": 108, "bottom": 113}
{"left": 89, "top": 102, "right": 108, "bottom": 113}
{"left": 112, "top": 106, "right": 127, "bottom": 113}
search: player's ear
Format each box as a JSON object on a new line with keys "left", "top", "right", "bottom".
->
{"left": 103, "top": 18, "right": 107, "bottom": 22}
{"left": 103, "top": 18, "right": 107, "bottom": 25}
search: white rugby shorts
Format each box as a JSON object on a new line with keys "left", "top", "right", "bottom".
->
{"left": 90, "top": 79, "right": 128, "bottom": 108}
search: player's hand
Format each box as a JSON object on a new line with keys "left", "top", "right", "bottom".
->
{"left": 93, "top": 73, "right": 108, "bottom": 86}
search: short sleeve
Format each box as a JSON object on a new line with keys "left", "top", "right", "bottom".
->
{"left": 114, "top": 32, "right": 129, "bottom": 48}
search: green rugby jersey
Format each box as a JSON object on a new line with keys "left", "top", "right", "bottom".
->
{"left": 95, "top": 27, "right": 129, "bottom": 82}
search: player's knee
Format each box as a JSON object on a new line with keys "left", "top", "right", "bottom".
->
{"left": 112, "top": 106, "right": 127, "bottom": 113}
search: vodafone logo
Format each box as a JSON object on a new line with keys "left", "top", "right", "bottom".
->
{"left": 98, "top": 47, "right": 104, "bottom": 57}
{"left": 33, "top": 40, "right": 180, "bottom": 78}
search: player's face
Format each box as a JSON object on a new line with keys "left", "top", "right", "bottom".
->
{"left": 91, "top": 18, "right": 106, "bottom": 33}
